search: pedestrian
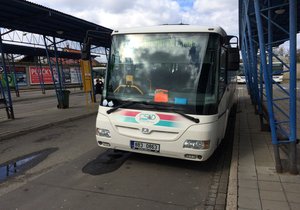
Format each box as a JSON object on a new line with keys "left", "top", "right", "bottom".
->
{"left": 95, "top": 79, "right": 103, "bottom": 95}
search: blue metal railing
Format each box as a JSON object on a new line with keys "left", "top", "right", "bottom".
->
{"left": 43, "top": 35, "right": 67, "bottom": 108}
{"left": 0, "top": 34, "right": 14, "bottom": 119}
{"left": 239, "top": 0, "right": 298, "bottom": 174}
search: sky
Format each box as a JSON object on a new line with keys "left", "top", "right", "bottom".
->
{"left": 28, "top": 0, "right": 299, "bottom": 50}
{"left": 29, "top": 0, "right": 239, "bottom": 36}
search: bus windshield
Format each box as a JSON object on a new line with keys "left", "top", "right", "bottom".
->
{"left": 104, "top": 33, "right": 220, "bottom": 115}
{"left": 272, "top": 62, "right": 283, "bottom": 75}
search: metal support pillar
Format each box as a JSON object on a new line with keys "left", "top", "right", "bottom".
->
{"left": 254, "top": 0, "right": 282, "bottom": 172}
{"left": 241, "top": 36, "right": 251, "bottom": 95}
{"left": 243, "top": 34, "right": 254, "bottom": 100}
{"left": 0, "top": 34, "right": 14, "bottom": 119}
{"left": 43, "top": 35, "right": 69, "bottom": 109}
{"left": 267, "top": 1, "right": 273, "bottom": 98}
{"left": 245, "top": 1, "right": 261, "bottom": 114}
{"left": 37, "top": 56, "right": 46, "bottom": 94}
{"left": 59, "top": 59, "right": 65, "bottom": 88}
{"left": 288, "top": 0, "right": 298, "bottom": 174}
{"left": 52, "top": 37, "right": 64, "bottom": 92}
{"left": 44, "top": 36, "right": 60, "bottom": 100}
{"left": 259, "top": 60, "right": 268, "bottom": 131}
{"left": 8, "top": 54, "right": 20, "bottom": 97}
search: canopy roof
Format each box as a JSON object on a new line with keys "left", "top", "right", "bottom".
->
{"left": 0, "top": 0, "right": 113, "bottom": 51}
{"left": 239, "top": 0, "right": 300, "bottom": 47}
{"left": 2, "top": 44, "right": 81, "bottom": 59}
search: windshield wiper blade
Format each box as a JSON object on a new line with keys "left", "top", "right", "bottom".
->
{"left": 106, "top": 101, "right": 136, "bottom": 114}
{"left": 106, "top": 101, "right": 153, "bottom": 114}
{"left": 173, "top": 110, "right": 200, "bottom": 123}
{"left": 107, "top": 101, "right": 199, "bottom": 123}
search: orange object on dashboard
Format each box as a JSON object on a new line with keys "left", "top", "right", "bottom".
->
{"left": 154, "top": 89, "right": 168, "bottom": 103}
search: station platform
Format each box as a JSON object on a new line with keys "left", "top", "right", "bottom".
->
{"left": 0, "top": 87, "right": 299, "bottom": 210}
{"left": 9, "top": 87, "right": 85, "bottom": 102}
{"left": 227, "top": 86, "right": 300, "bottom": 210}
{"left": 0, "top": 88, "right": 99, "bottom": 141}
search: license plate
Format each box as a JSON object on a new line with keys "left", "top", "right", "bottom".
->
{"left": 130, "top": 141, "right": 160, "bottom": 153}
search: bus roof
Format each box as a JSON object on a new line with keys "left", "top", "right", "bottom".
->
{"left": 112, "top": 25, "right": 227, "bottom": 37}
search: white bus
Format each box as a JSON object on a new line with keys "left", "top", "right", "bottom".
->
{"left": 271, "top": 62, "right": 284, "bottom": 83}
{"left": 237, "top": 62, "right": 284, "bottom": 84}
{"left": 237, "top": 64, "right": 246, "bottom": 83}
{"left": 96, "top": 25, "right": 239, "bottom": 161}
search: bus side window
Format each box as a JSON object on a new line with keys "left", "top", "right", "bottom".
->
{"left": 219, "top": 47, "right": 226, "bottom": 100}
{"left": 198, "top": 63, "right": 211, "bottom": 94}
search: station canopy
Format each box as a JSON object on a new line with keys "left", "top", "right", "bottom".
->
{"left": 239, "top": 0, "right": 300, "bottom": 47}
{"left": 2, "top": 43, "right": 81, "bottom": 59}
{"left": 0, "top": 0, "right": 113, "bottom": 56}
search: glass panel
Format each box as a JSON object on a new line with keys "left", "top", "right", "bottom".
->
{"left": 219, "top": 47, "right": 226, "bottom": 100}
{"left": 105, "top": 33, "right": 220, "bottom": 115}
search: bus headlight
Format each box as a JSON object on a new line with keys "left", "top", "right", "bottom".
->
{"left": 96, "top": 128, "right": 111, "bottom": 138}
{"left": 183, "top": 140, "right": 210, "bottom": 150}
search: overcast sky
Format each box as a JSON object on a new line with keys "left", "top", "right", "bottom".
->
{"left": 29, "top": 0, "right": 299, "bottom": 50}
{"left": 29, "top": 0, "right": 239, "bottom": 36}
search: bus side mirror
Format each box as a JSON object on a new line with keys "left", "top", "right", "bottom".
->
{"left": 225, "top": 35, "right": 240, "bottom": 71}
{"left": 227, "top": 48, "right": 240, "bottom": 71}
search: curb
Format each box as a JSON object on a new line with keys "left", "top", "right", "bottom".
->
{"left": 12, "top": 91, "right": 84, "bottom": 103}
{"left": 0, "top": 111, "right": 97, "bottom": 142}
{"left": 226, "top": 98, "right": 240, "bottom": 210}
{"left": 226, "top": 128, "right": 238, "bottom": 210}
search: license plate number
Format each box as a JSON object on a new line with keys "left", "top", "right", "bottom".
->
{"left": 130, "top": 141, "right": 160, "bottom": 153}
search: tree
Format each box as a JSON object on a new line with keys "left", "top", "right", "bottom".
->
{"left": 278, "top": 47, "right": 285, "bottom": 56}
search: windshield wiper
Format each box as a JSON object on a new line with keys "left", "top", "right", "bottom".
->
{"left": 107, "top": 101, "right": 156, "bottom": 114}
{"left": 106, "top": 101, "right": 136, "bottom": 114}
{"left": 173, "top": 110, "right": 200, "bottom": 123}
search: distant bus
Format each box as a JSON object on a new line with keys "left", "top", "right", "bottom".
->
{"left": 237, "top": 62, "right": 283, "bottom": 83}
{"left": 271, "top": 62, "right": 283, "bottom": 83}
{"left": 237, "top": 64, "right": 246, "bottom": 83}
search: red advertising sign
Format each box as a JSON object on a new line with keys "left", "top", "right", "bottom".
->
{"left": 29, "top": 66, "right": 58, "bottom": 85}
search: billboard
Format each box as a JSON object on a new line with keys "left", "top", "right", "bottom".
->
{"left": 29, "top": 66, "right": 57, "bottom": 85}
{"left": 63, "top": 68, "right": 71, "bottom": 84}
{"left": 29, "top": 66, "right": 81, "bottom": 85}
{"left": 0, "top": 66, "right": 27, "bottom": 87}
{"left": 14, "top": 66, "right": 27, "bottom": 86}
{"left": 70, "top": 67, "right": 82, "bottom": 84}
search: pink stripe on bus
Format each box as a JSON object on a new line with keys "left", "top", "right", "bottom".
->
{"left": 157, "top": 113, "right": 177, "bottom": 121}
{"left": 121, "top": 111, "right": 140, "bottom": 117}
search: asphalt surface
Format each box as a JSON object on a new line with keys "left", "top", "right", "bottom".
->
{"left": 1, "top": 84, "right": 299, "bottom": 210}
{"left": 0, "top": 112, "right": 234, "bottom": 210}
{"left": 0, "top": 88, "right": 98, "bottom": 140}
{"left": 0, "top": 89, "right": 235, "bottom": 210}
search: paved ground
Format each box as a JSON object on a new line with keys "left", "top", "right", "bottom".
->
{"left": 0, "top": 88, "right": 98, "bottom": 140}
{"left": 227, "top": 86, "right": 300, "bottom": 210}
{"left": 0, "top": 88, "right": 232, "bottom": 210}
{"left": 1, "top": 86, "right": 300, "bottom": 210}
